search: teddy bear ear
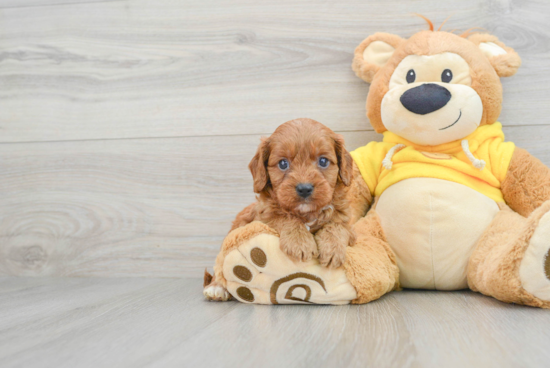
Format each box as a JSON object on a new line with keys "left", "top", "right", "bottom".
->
{"left": 352, "top": 33, "right": 405, "bottom": 83}
{"left": 468, "top": 33, "right": 522, "bottom": 77}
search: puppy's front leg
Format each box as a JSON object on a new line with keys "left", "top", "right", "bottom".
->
{"left": 315, "top": 222, "right": 354, "bottom": 268}
{"left": 273, "top": 219, "right": 318, "bottom": 262}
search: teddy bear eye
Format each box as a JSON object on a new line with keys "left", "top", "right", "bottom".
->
{"left": 318, "top": 157, "right": 330, "bottom": 168}
{"left": 278, "top": 159, "right": 289, "bottom": 171}
{"left": 406, "top": 69, "right": 416, "bottom": 83}
{"left": 441, "top": 69, "right": 453, "bottom": 83}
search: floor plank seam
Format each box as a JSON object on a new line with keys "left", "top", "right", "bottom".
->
{"left": 0, "top": 0, "right": 123, "bottom": 11}
{"left": 0, "top": 124, "right": 547, "bottom": 145}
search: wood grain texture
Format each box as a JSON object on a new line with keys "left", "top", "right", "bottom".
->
{"left": 1, "top": 127, "right": 550, "bottom": 277}
{"left": 0, "top": 130, "right": 377, "bottom": 277}
{"left": 0, "top": 0, "right": 120, "bottom": 10}
{"left": 0, "top": 0, "right": 549, "bottom": 142}
{"left": 1, "top": 0, "right": 550, "bottom": 277}
{"left": 1, "top": 277, "right": 550, "bottom": 368}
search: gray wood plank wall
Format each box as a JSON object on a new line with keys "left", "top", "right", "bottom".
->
{"left": 1, "top": 0, "right": 549, "bottom": 277}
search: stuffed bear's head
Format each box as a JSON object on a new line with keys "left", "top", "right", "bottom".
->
{"left": 352, "top": 25, "right": 521, "bottom": 146}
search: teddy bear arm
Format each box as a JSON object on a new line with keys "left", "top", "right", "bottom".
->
{"left": 501, "top": 147, "right": 550, "bottom": 217}
{"left": 347, "top": 162, "right": 373, "bottom": 224}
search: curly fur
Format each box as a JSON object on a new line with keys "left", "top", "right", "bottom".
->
{"left": 233, "top": 118, "right": 355, "bottom": 268}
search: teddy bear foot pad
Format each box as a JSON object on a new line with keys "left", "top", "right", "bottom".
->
{"left": 222, "top": 233, "right": 357, "bottom": 305}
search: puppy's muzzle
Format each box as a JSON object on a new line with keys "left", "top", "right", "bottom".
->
{"left": 296, "top": 183, "right": 314, "bottom": 199}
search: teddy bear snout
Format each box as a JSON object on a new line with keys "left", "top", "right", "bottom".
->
{"left": 400, "top": 83, "right": 451, "bottom": 115}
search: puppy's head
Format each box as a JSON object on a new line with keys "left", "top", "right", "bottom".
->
{"left": 249, "top": 118, "right": 353, "bottom": 215}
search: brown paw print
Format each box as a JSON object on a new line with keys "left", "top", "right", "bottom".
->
{"left": 224, "top": 240, "right": 337, "bottom": 304}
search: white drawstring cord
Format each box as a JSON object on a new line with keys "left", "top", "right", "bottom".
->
{"left": 382, "top": 141, "right": 485, "bottom": 171}
{"left": 461, "top": 140, "right": 485, "bottom": 170}
{"left": 382, "top": 144, "right": 405, "bottom": 170}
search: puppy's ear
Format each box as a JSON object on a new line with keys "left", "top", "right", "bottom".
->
{"left": 468, "top": 33, "right": 521, "bottom": 77}
{"left": 249, "top": 137, "right": 271, "bottom": 193}
{"left": 352, "top": 32, "right": 405, "bottom": 83}
{"left": 333, "top": 133, "right": 353, "bottom": 186}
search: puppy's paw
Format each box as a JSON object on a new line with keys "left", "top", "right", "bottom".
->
{"left": 203, "top": 281, "right": 231, "bottom": 302}
{"left": 315, "top": 229, "right": 348, "bottom": 269}
{"left": 318, "top": 244, "right": 346, "bottom": 269}
{"left": 279, "top": 230, "right": 318, "bottom": 262}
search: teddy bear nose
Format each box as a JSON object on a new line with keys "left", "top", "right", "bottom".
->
{"left": 400, "top": 83, "right": 451, "bottom": 115}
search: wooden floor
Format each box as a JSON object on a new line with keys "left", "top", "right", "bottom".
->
{"left": 1, "top": 277, "right": 549, "bottom": 368}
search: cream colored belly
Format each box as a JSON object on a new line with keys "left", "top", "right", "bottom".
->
{"left": 376, "top": 178, "right": 500, "bottom": 290}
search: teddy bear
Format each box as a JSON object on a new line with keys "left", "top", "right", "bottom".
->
{"left": 205, "top": 20, "right": 550, "bottom": 308}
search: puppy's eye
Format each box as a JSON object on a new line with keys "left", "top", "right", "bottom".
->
{"left": 278, "top": 159, "right": 289, "bottom": 171}
{"left": 406, "top": 69, "right": 416, "bottom": 83}
{"left": 318, "top": 157, "right": 330, "bottom": 168}
{"left": 441, "top": 69, "right": 452, "bottom": 83}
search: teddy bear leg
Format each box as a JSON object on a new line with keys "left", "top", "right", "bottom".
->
{"left": 204, "top": 211, "right": 399, "bottom": 305}
{"left": 345, "top": 209, "right": 400, "bottom": 304}
{"left": 203, "top": 221, "right": 279, "bottom": 301}
{"left": 467, "top": 201, "right": 550, "bottom": 308}
{"left": 205, "top": 221, "right": 357, "bottom": 304}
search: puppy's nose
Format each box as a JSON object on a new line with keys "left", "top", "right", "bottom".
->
{"left": 296, "top": 183, "right": 314, "bottom": 198}
{"left": 400, "top": 83, "right": 451, "bottom": 115}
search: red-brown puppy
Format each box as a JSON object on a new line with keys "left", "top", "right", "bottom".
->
{"left": 232, "top": 118, "right": 355, "bottom": 267}
{"left": 203, "top": 118, "right": 356, "bottom": 300}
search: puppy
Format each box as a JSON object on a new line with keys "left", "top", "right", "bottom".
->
{"left": 205, "top": 118, "right": 355, "bottom": 300}
{"left": 233, "top": 118, "right": 356, "bottom": 264}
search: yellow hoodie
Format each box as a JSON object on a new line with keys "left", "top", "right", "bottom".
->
{"left": 350, "top": 123, "right": 515, "bottom": 202}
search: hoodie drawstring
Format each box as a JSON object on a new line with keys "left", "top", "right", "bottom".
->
{"left": 382, "top": 144, "right": 406, "bottom": 170}
{"left": 461, "top": 140, "right": 485, "bottom": 170}
{"left": 382, "top": 141, "right": 486, "bottom": 171}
